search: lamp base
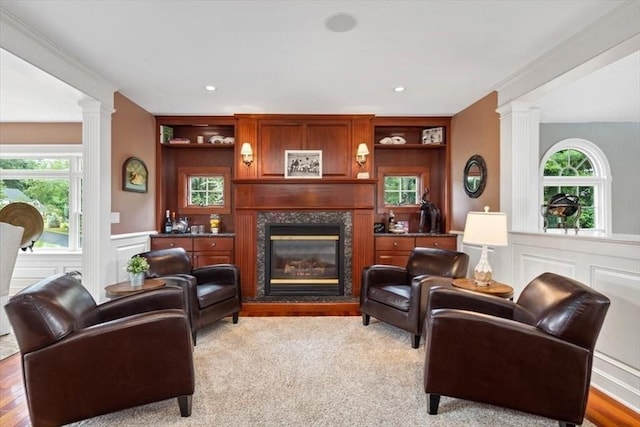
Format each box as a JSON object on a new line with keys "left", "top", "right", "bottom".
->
{"left": 473, "top": 245, "right": 493, "bottom": 286}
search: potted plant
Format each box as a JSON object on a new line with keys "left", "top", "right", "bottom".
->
{"left": 126, "top": 255, "right": 149, "bottom": 287}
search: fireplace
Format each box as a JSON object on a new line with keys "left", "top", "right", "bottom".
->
{"left": 266, "top": 224, "right": 344, "bottom": 296}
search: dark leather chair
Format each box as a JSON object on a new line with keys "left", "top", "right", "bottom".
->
{"left": 360, "top": 247, "right": 469, "bottom": 348}
{"left": 137, "top": 247, "right": 241, "bottom": 345}
{"left": 4, "top": 273, "right": 195, "bottom": 427}
{"left": 423, "top": 272, "right": 610, "bottom": 427}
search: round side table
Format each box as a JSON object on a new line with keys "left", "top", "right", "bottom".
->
{"left": 105, "top": 278, "right": 165, "bottom": 299}
{"left": 451, "top": 278, "right": 514, "bottom": 300}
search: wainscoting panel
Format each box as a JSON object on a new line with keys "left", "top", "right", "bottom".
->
{"left": 12, "top": 253, "right": 82, "bottom": 295}
{"left": 506, "top": 232, "right": 640, "bottom": 413}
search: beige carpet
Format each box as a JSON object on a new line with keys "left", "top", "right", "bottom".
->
{"left": 68, "top": 317, "right": 592, "bottom": 426}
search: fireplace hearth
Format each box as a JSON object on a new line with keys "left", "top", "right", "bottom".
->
{"left": 266, "top": 224, "right": 343, "bottom": 296}
{"left": 255, "top": 211, "right": 353, "bottom": 300}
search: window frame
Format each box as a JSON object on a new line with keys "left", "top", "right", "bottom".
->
{"left": 376, "top": 166, "right": 430, "bottom": 214}
{"left": 177, "top": 166, "right": 231, "bottom": 215}
{"left": 0, "top": 144, "right": 83, "bottom": 252}
{"left": 540, "top": 138, "right": 611, "bottom": 233}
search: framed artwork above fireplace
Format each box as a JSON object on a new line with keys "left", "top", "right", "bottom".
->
{"left": 284, "top": 150, "right": 322, "bottom": 179}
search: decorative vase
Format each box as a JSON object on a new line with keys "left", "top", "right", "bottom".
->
{"left": 129, "top": 272, "right": 144, "bottom": 287}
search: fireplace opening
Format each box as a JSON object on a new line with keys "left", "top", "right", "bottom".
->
{"left": 266, "top": 223, "right": 344, "bottom": 296}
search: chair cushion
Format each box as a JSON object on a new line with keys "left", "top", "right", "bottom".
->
{"left": 197, "top": 283, "right": 236, "bottom": 308}
{"left": 368, "top": 284, "right": 411, "bottom": 312}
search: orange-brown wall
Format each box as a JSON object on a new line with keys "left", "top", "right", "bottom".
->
{"left": 450, "top": 91, "right": 500, "bottom": 231}
{"left": 0, "top": 122, "right": 82, "bottom": 144}
{"left": 111, "top": 92, "right": 156, "bottom": 235}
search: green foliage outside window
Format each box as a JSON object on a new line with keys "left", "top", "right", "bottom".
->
{"left": 189, "top": 176, "right": 224, "bottom": 206}
{"left": 384, "top": 176, "right": 418, "bottom": 206}
{"left": 543, "top": 149, "right": 595, "bottom": 229}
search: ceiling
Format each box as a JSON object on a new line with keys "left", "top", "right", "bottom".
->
{"left": 0, "top": 0, "right": 638, "bottom": 123}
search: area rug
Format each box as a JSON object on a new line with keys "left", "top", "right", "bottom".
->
{"left": 71, "top": 317, "right": 594, "bottom": 426}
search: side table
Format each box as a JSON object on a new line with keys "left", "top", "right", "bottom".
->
{"left": 105, "top": 278, "right": 165, "bottom": 299}
{"left": 451, "top": 278, "right": 514, "bottom": 300}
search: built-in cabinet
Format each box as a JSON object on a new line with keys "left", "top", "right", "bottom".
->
{"left": 154, "top": 114, "right": 453, "bottom": 297}
{"left": 375, "top": 234, "right": 457, "bottom": 267}
{"left": 150, "top": 235, "right": 235, "bottom": 267}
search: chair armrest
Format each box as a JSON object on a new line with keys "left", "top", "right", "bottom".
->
{"left": 410, "top": 276, "right": 456, "bottom": 325}
{"left": 23, "top": 310, "right": 195, "bottom": 417}
{"left": 424, "top": 309, "right": 591, "bottom": 417}
{"left": 192, "top": 264, "right": 240, "bottom": 286}
{"left": 361, "top": 265, "right": 408, "bottom": 293}
{"left": 427, "top": 286, "right": 515, "bottom": 319}
{"left": 97, "top": 286, "right": 187, "bottom": 323}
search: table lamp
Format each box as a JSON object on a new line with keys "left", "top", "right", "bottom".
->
{"left": 462, "top": 206, "right": 508, "bottom": 286}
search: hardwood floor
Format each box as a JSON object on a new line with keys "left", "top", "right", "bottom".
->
{"left": 2, "top": 307, "right": 638, "bottom": 427}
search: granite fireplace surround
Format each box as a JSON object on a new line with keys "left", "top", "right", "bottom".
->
{"left": 251, "top": 211, "right": 353, "bottom": 302}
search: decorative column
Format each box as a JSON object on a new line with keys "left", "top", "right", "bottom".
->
{"left": 79, "top": 97, "right": 113, "bottom": 300}
{"left": 497, "top": 101, "right": 540, "bottom": 232}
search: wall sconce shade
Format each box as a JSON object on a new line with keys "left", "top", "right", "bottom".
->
{"left": 240, "top": 142, "right": 253, "bottom": 166}
{"left": 462, "top": 206, "right": 508, "bottom": 285}
{"left": 356, "top": 143, "right": 369, "bottom": 167}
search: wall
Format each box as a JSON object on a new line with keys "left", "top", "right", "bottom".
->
{"left": 0, "top": 122, "right": 81, "bottom": 144}
{"left": 111, "top": 92, "right": 156, "bottom": 235}
{"left": 540, "top": 122, "right": 640, "bottom": 235}
{"left": 450, "top": 91, "right": 500, "bottom": 231}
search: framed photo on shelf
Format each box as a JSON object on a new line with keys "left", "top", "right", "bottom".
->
{"left": 421, "top": 127, "right": 444, "bottom": 144}
{"left": 122, "top": 157, "right": 148, "bottom": 193}
{"left": 284, "top": 150, "right": 322, "bottom": 179}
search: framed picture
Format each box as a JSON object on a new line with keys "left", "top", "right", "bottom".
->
{"left": 284, "top": 150, "right": 322, "bottom": 179}
{"left": 122, "top": 157, "right": 148, "bottom": 193}
{"left": 421, "top": 127, "right": 444, "bottom": 144}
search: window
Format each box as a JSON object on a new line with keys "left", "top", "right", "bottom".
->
{"left": 540, "top": 139, "right": 611, "bottom": 232}
{"left": 177, "top": 166, "right": 231, "bottom": 214}
{"left": 0, "top": 145, "right": 83, "bottom": 250}
{"left": 377, "top": 167, "right": 429, "bottom": 214}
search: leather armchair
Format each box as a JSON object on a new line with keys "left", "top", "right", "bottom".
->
{"left": 137, "top": 247, "right": 241, "bottom": 344}
{"left": 4, "top": 273, "right": 195, "bottom": 427}
{"left": 423, "top": 272, "right": 610, "bottom": 427}
{"left": 360, "top": 247, "right": 469, "bottom": 348}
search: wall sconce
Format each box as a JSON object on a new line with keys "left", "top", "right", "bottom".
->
{"left": 356, "top": 143, "right": 369, "bottom": 167}
{"left": 240, "top": 142, "right": 253, "bottom": 166}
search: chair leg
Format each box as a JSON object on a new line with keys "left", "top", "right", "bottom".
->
{"left": 558, "top": 422, "right": 576, "bottom": 427}
{"left": 192, "top": 330, "right": 197, "bottom": 346}
{"left": 412, "top": 334, "right": 421, "bottom": 349}
{"left": 362, "top": 314, "right": 370, "bottom": 326}
{"left": 427, "top": 394, "right": 440, "bottom": 415}
{"left": 178, "top": 395, "right": 192, "bottom": 417}
{"left": 232, "top": 312, "right": 239, "bottom": 324}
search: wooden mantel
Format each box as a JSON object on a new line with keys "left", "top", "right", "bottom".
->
{"left": 233, "top": 179, "right": 376, "bottom": 298}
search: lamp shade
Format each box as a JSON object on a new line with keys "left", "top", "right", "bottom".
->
{"left": 462, "top": 207, "right": 508, "bottom": 247}
{"left": 356, "top": 143, "right": 369, "bottom": 156}
{"left": 240, "top": 142, "right": 253, "bottom": 156}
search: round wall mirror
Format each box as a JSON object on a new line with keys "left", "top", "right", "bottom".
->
{"left": 463, "top": 155, "right": 487, "bottom": 198}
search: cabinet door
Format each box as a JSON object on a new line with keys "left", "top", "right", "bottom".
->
{"left": 375, "top": 252, "right": 410, "bottom": 268}
{"left": 193, "top": 253, "right": 233, "bottom": 268}
{"left": 415, "top": 236, "right": 456, "bottom": 251}
{"left": 150, "top": 237, "right": 193, "bottom": 252}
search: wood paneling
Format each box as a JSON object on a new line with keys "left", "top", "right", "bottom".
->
{"left": 235, "top": 211, "right": 257, "bottom": 296}
{"left": 306, "top": 122, "right": 350, "bottom": 177}
{"left": 258, "top": 122, "right": 303, "bottom": 177}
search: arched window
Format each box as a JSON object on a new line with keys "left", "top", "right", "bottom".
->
{"left": 540, "top": 138, "right": 611, "bottom": 233}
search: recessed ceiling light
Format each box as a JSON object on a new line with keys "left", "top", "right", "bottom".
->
{"left": 394, "top": 86, "right": 405, "bottom": 92}
{"left": 205, "top": 85, "right": 216, "bottom": 91}
{"left": 325, "top": 13, "right": 357, "bottom": 32}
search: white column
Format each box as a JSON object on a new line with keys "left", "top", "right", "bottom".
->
{"left": 497, "top": 101, "right": 540, "bottom": 233}
{"left": 79, "top": 97, "right": 113, "bottom": 300}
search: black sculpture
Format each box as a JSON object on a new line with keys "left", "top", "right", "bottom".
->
{"left": 419, "top": 189, "right": 441, "bottom": 234}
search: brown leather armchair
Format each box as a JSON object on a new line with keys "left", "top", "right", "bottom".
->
{"left": 423, "top": 272, "right": 610, "bottom": 427}
{"left": 360, "top": 247, "right": 469, "bottom": 348}
{"left": 137, "top": 247, "right": 241, "bottom": 344}
{"left": 4, "top": 273, "right": 195, "bottom": 427}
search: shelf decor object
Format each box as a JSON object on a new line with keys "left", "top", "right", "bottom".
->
{"left": 462, "top": 206, "right": 508, "bottom": 286}
{"left": 284, "top": 150, "right": 322, "bottom": 179}
{"left": 122, "top": 157, "right": 148, "bottom": 193}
